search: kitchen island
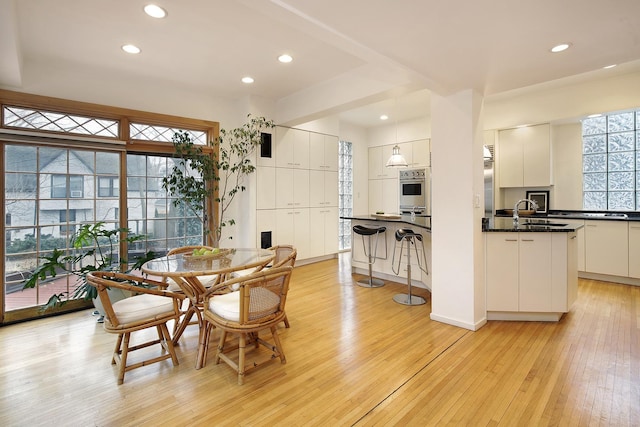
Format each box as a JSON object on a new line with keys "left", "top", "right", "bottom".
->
{"left": 342, "top": 214, "right": 432, "bottom": 290}
{"left": 483, "top": 217, "right": 583, "bottom": 321}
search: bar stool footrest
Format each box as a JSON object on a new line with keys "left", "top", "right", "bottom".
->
{"left": 393, "top": 293, "right": 426, "bottom": 306}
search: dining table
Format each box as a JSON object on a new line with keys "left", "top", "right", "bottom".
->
{"left": 141, "top": 247, "right": 275, "bottom": 369}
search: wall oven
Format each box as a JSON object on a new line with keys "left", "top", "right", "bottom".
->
{"left": 399, "top": 168, "right": 430, "bottom": 215}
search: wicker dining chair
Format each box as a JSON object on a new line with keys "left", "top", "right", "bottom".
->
{"left": 86, "top": 271, "right": 185, "bottom": 385}
{"left": 230, "top": 245, "right": 297, "bottom": 327}
{"left": 200, "top": 266, "right": 294, "bottom": 385}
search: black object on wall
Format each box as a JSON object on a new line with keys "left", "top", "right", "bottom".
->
{"left": 260, "top": 133, "right": 272, "bottom": 158}
{"left": 260, "top": 231, "right": 272, "bottom": 249}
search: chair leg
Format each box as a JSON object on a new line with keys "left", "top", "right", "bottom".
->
{"left": 197, "top": 322, "right": 214, "bottom": 369}
{"left": 282, "top": 314, "right": 290, "bottom": 328}
{"left": 270, "top": 325, "right": 286, "bottom": 364}
{"left": 160, "top": 323, "right": 179, "bottom": 366}
{"left": 112, "top": 333, "right": 124, "bottom": 365}
{"left": 238, "top": 333, "right": 247, "bottom": 385}
{"left": 117, "top": 332, "right": 131, "bottom": 385}
{"left": 215, "top": 331, "right": 227, "bottom": 365}
{"left": 172, "top": 305, "right": 196, "bottom": 345}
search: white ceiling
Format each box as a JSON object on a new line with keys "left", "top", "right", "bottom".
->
{"left": 1, "top": 0, "right": 640, "bottom": 127}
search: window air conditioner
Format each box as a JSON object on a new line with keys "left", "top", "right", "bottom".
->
{"left": 70, "top": 190, "right": 82, "bottom": 198}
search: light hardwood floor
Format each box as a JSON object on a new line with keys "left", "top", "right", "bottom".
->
{"left": 0, "top": 254, "right": 638, "bottom": 426}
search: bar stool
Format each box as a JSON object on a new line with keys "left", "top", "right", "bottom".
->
{"left": 352, "top": 224, "right": 387, "bottom": 288}
{"left": 391, "top": 228, "right": 429, "bottom": 305}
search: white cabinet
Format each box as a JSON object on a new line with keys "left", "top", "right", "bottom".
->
{"left": 584, "top": 220, "right": 628, "bottom": 277}
{"left": 368, "top": 145, "right": 395, "bottom": 179}
{"left": 275, "top": 168, "right": 309, "bottom": 209}
{"left": 308, "top": 207, "right": 338, "bottom": 258}
{"left": 256, "top": 167, "right": 276, "bottom": 209}
{"left": 498, "top": 123, "right": 551, "bottom": 187}
{"left": 310, "top": 170, "right": 338, "bottom": 208}
{"left": 628, "top": 223, "right": 640, "bottom": 278}
{"left": 486, "top": 231, "right": 576, "bottom": 314}
{"left": 309, "top": 133, "right": 338, "bottom": 171}
{"left": 257, "top": 127, "right": 339, "bottom": 261}
{"left": 275, "top": 127, "right": 309, "bottom": 169}
{"left": 486, "top": 234, "right": 520, "bottom": 311}
{"left": 560, "top": 219, "right": 585, "bottom": 271}
{"left": 276, "top": 208, "right": 310, "bottom": 260}
{"left": 368, "top": 178, "right": 398, "bottom": 214}
{"left": 411, "top": 139, "right": 430, "bottom": 167}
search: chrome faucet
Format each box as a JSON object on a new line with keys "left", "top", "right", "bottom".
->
{"left": 513, "top": 198, "right": 539, "bottom": 223}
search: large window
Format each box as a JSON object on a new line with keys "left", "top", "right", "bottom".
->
{"left": 582, "top": 110, "right": 640, "bottom": 210}
{"left": 1, "top": 95, "right": 217, "bottom": 322}
{"left": 338, "top": 140, "right": 353, "bottom": 250}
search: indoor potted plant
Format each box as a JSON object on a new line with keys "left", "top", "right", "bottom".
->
{"left": 162, "top": 114, "right": 275, "bottom": 244}
{"left": 22, "top": 222, "right": 156, "bottom": 318}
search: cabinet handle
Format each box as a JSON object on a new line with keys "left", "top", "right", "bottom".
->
{"left": 631, "top": 226, "right": 640, "bottom": 229}
{"left": 570, "top": 235, "right": 577, "bottom": 239}
{"left": 505, "top": 238, "right": 517, "bottom": 242}
{"left": 586, "top": 224, "right": 596, "bottom": 227}
{"left": 521, "top": 239, "right": 534, "bottom": 242}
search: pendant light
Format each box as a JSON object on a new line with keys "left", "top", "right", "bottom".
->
{"left": 386, "top": 144, "right": 408, "bottom": 167}
{"left": 385, "top": 99, "right": 408, "bottom": 167}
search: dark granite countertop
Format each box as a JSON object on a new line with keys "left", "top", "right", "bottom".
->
{"left": 341, "top": 214, "right": 431, "bottom": 231}
{"left": 483, "top": 217, "right": 584, "bottom": 232}
{"left": 495, "top": 209, "right": 640, "bottom": 221}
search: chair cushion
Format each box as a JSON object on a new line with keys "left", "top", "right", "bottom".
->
{"left": 165, "top": 275, "right": 218, "bottom": 291}
{"left": 112, "top": 294, "right": 175, "bottom": 324}
{"left": 208, "top": 287, "right": 280, "bottom": 322}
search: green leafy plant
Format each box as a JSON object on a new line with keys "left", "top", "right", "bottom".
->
{"left": 22, "top": 222, "right": 156, "bottom": 310}
{"left": 162, "top": 114, "right": 275, "bottom": 243}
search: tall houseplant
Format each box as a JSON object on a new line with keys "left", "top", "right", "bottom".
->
{"left": 162, "top": 114, "right": 275, "bottom": 244}
{"left": 22, "top": 222, "right": 155, "bottom": 310}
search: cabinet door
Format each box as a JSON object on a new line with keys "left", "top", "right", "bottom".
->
{"left": 523, "top": 123, "right": 551, "bottom": 186}
{"left": 275, "top": 127, "right": 308, "bottom": 169}
{"left": 309, "top": 133, "right": 325, "bottom": 170}
{"left": 629, "top": 223, "right": 640, "bottom": 278}
{"left": 382, "top": 178, "right": 399, "bottom": 214}
{"left": 324, "top": 135, "right": 339, "bottom": 171}
{"left": 519, "top": 233, "right": 552, "bottom": 312}
{"left": 275, "top": 168, "right": 294, "bottom": 209}
{"left": 486, "top": 233, "right": 519, "bottom": 311}
{"left": 309, "top": 170, "right": 325, "bottom": 207}
{"left": 368, "top": 146, "right": 383, "bottom": 179}
{"left": 412, "top": 139, "right": 430, "bottom": 167}
{"left": 293, "top": 208, "right": 310, "bottom": 260}
{"left": 256, "top": 167, "right": 275, "bottom": 209}
{"left": 323, "top": 206, "right": 339, "bottom": 254}
{"left": 368, "top": 179, "right": 383, "bottom": 213}
{"left": 293, "top": 169, "right": 309, "bottom": 208}
{"left": 325, "top": 171, "right": 338, "bottom": 207}
{"left": 498, "top": 128, "right": 524, "bottom": 187}
{"left": 585, "top": 220, "right": 628, "bottom": 276}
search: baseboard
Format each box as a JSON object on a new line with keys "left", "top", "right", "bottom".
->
{"left": 430, "top": 312, "right": 487, "bottom": 331}
{"left": 578, "top": 271, "right": 640, "bottom": 286}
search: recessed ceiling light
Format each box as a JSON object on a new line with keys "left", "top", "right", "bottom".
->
{"left": 380, "top": 115, "right": 389, "bottom": 120}
{"left": 144, "top": 4, "right": 167, "bottom": 18}
{"left": 122, "top": 44, "right": 141, "bottom": 54}
{"left": 278, "top": 54, "right": 293, "bottom": 63}
{"left": 603, "top": 64, "right": 617, "bottom": 69}
{"left": 550, "top": 43, "right": 570, "bottom": 53}
{"left": 241, "top": 76, "right": 254, "bottom": 84}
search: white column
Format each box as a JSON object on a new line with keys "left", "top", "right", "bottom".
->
{"left": 429, "top": 90, "right": 487, "bottom": 331}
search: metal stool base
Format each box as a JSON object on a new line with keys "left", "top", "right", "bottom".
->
{"left": 357, "top": 277, "right": 385, "bottom": 288}
{"left": 393, "top": 293, "right": 426, "bottom": 306}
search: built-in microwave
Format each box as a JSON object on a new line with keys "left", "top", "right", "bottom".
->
{"left": 399, "top": 168, "right": 430, "bottom": 214}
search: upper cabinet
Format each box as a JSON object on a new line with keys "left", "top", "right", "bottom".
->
{"left": 498, "top": 123, "right": 551, "bottom": 187}
{"left": 309, "top": 133, "right": 338, "bottom": 171}
{"left": 368, "top": 145, "right": 395, "bottom": 179}
{"left": 275, "top": 127, "right": 309, "bottom": 169}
